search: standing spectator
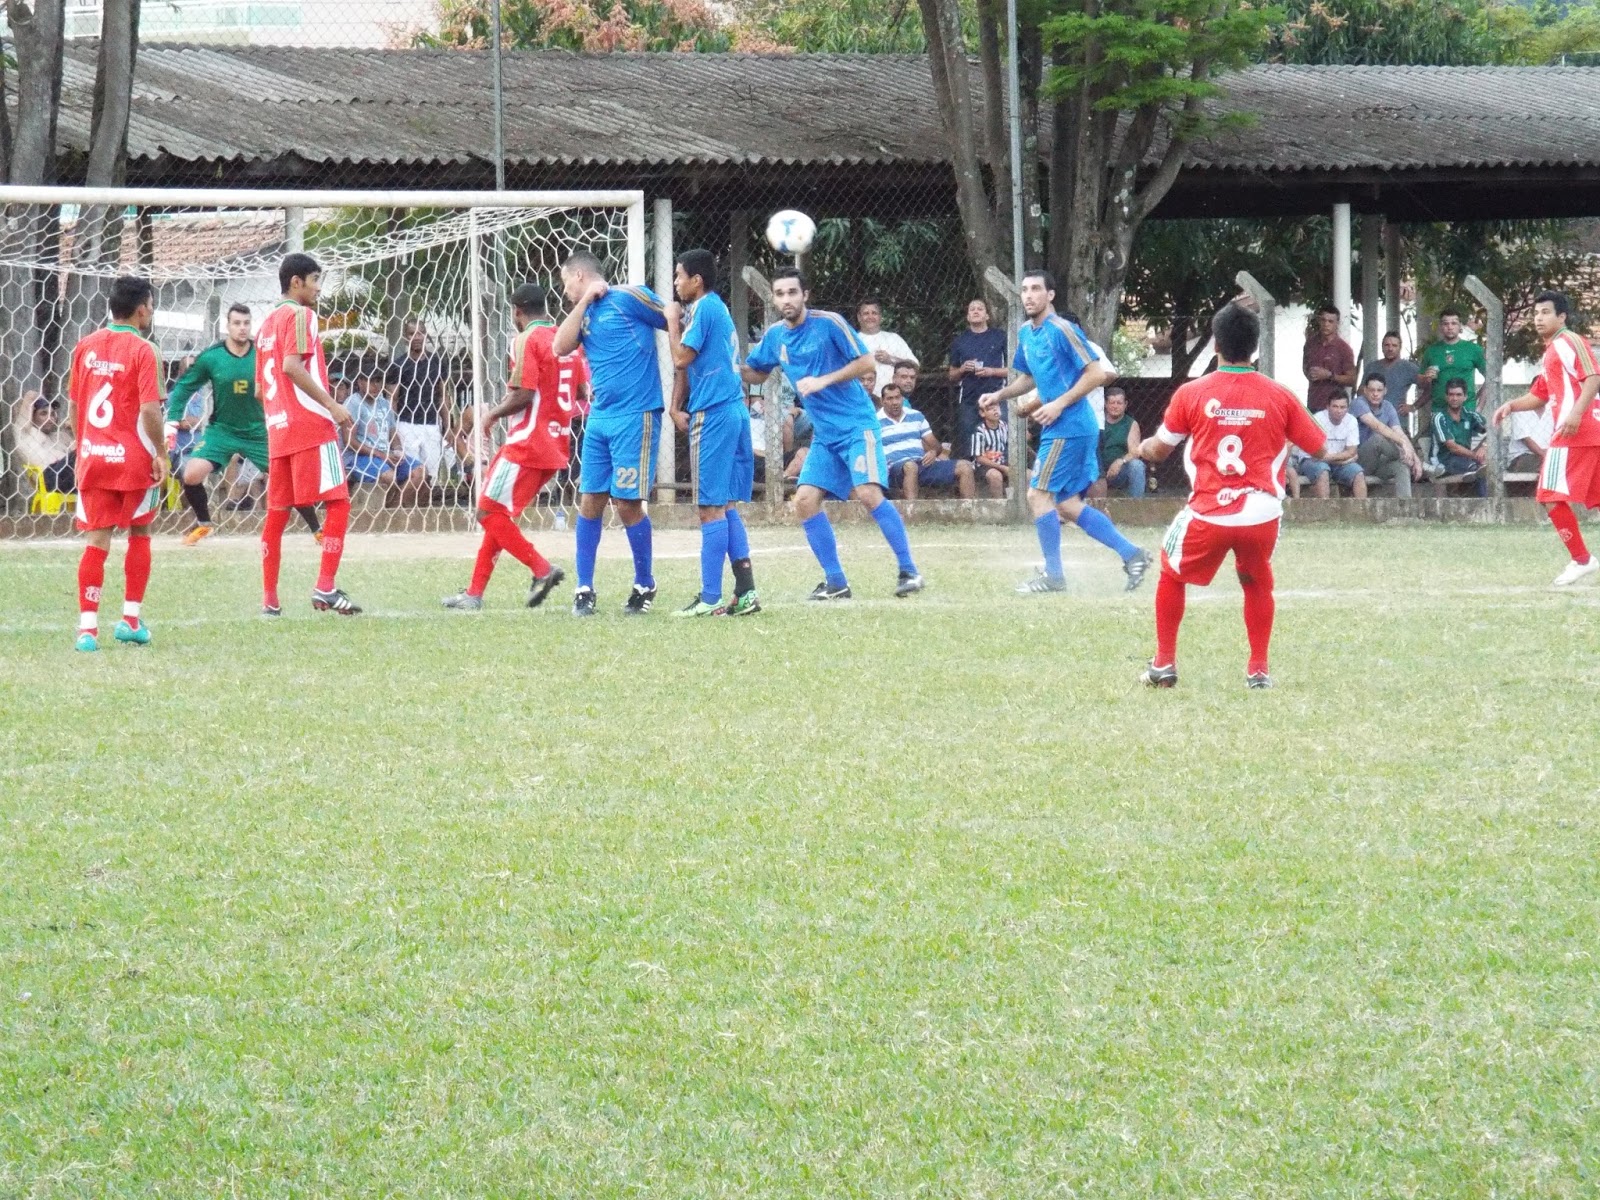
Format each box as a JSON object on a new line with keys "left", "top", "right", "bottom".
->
{"left": 946, "top": 297, "right": 1008, "bottom": 458}
{"left": 856, "top": 299, "right": 917, "bottom": 397}
{"left": 389, "top": 316, "right": 450, "bottom": 485}
{"left": 1432, "top": 378, "right": 1489, "bottom": 496}
{"left": 969, "top": 394, "right": 1009, "bottom": 497}
{"left": 10, "top": 391, "right": 75, "bottom": 492}
{"left": 878, "top": 381, "right": 973, "bottom": 499}
{"left": 1351, "top": 373, "right": 1423, "bottom": 496}
{"left": 1091, "top": 385, "right": 1145, "bottom": 497}
{"left": 346, "top": 356, "right": 429, "bottom": 505}
{"left": 1294, "top": 390, "right": 1367, "bottom": 498}
{"left": 1366, "top": 331, "right": 1422, "bottom": 414}
{"left": 1303, "top": 304, "right": 1357, "bottom": 413}
{"left": 1418, "top": 307, "right": 1485, "bottom": 412}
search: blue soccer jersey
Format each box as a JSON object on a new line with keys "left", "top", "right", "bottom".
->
{"left": 745, "top": 308, "right": 876, "bottom": 444}
{"left": 1014, "top": 312, "right": 1100, "bottom": 441}
{"left": 579, "top": 284, "right": 667, "bottom": 418}
{"left": 681, "top": 292, "right": 745, "bottom": 413}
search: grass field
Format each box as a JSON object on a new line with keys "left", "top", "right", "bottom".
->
{"left": 3, "top": 519, "right": 1599, "bottom": 1198}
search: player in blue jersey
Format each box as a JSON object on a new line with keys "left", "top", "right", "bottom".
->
{"left": 741, "top": 267, "right": 923, "bottom": 600}
{"left": 664, "top": 248, "right": 761, "bottom": 617}
{"left": 980, "top": 270, "right": 1151, "bottom": 593}
{"left": 553, "top": 249, "right": 668, "bottom": 616}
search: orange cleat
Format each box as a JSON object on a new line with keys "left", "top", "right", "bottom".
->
{"left": 182, "top": 524, "right": 214, "bottom": 547}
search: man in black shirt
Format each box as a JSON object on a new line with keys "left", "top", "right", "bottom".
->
{"left": 389, "top": 316, "right": 451, "bottom": 485}
{"left": 946, "top": 298, "right": 1008, "bottom": 460}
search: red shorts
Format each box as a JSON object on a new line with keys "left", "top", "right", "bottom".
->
{"left": 478, "top": 450, "right": 557, "bottom": 518}
{"left": 267, "top": 442, "right": 349, "bottom": 509}
{"left": 76, "top": 484, "right": 159, "bottom": 532}
{"left": 1160, "top": 510, "right": 1279, "bottom": 586}
{"left": 1535, "top": 444, "right": 1600, "bottom": 506}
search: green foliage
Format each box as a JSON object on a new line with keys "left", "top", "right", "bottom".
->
{"left": 423, "top": 0, "right": 735, "bottom": 51}
{"left": 735, "top": 0, "right": 927, "bottom": 52}
{"left": 1491, "top": 0, "right": 1600, "bottom": 64}
{"left": 1266, "top": 0, "right": 1509, "bottom": 65}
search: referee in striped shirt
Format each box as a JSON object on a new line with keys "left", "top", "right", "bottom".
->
{"left": 969, "top": 394, "right": 1009, "bottom": 497}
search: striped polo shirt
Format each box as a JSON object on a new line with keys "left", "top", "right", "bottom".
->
{"left": 879, "top": 404, "right": 933, "bottom": 467}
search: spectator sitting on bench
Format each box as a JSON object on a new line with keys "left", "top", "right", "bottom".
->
{"left": 1432, "top": 377, "right": 1489, "bottom": 497}
{"left": 1351, "top": 374, "right": 1424, "bottom": 497}
{"left": 11, "top": 390, "right": 75, "bottom": 493}
{"left": 344, "top": 356, "right": 428, "bottom": 505}
{"left": 1506, "top": 397, "right": 1553, "bottom": 476}
{"left": 1089, "top": 385, "right": 1145, "bottom": 498}
{"left": 969, "top": 394, "right": 1009, "bottom": 497}
{"left": 878, "top": 380, "right": 974, "bottom": 499}
{"left": 1293, "top": 389, "right": 1367, "bottom": 498}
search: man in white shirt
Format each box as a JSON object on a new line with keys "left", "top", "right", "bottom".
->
{"left": 1506, "top": 402, "right": 1554, "bottom": 474}
{"left": 856, "top": 299, "right": 917, "bottom": 397}
{"left": 1294, "top": 390, "right": 1367, "bottom": 498}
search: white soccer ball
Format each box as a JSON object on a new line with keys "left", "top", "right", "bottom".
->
{"left": 766, "top": 210, "right": 816, "bottom": 255}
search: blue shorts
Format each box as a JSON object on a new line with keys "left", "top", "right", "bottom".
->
{"left": 688, "top": 402, "right": 753, "bottom": 507}
{"left": 1300, "top": 458, "right": 1363, "bottom": 489}
{"left": 797, "top": 425, "right": 889, "bottom": 500}
{"left": 1030, "top": 433, "right": 1099, "bottom": 501}
{"left": 889, "top": 457, "right": 960, "bottom": 490}
{"left": 579, "top": 410, "right": 661, "bottom": 500}
{"left": 346, "top": 453, "right": 423, "bottom": 484}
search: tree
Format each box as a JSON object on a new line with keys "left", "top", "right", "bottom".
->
{"left": 425, "top": 0, "right": 735, "bottom": 50}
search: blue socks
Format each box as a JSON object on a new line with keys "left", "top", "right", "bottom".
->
{"left": 802, "top": 512, "right": 847, "bottom": 589}
{"left": 1035, "top": 512, "right": 1064, "bottom": 582}
{"left": 869, "top": 500, "right": 916, "bottom": 574}
{"left": 724, "top": 507, "right": 750, "bottom": 563}
{"left": 1075, "top": 505, "right": 1140, "bottom": 561}
{"left": 699, "top": 517, "right": 729, "bottom": 604}
{"left": 575, "top": 514, "right": 602, "bottom": 590}
{"left": 625, "top": 516, "right": 654, "bottom": 588}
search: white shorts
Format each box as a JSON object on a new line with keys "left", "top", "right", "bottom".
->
{"left": 396, "top": 422, "right": 443, "bottom": 478}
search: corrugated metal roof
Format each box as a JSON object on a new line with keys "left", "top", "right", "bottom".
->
{"left": 45, "top": 46, "right": 1600, "bottom": 173}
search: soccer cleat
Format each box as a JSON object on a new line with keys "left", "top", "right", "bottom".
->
{"left": 675, "top": 597, "right": 725, "bottom": 618}
{"left": 623, "top": 584, "right": 657, "bottom": 615}
{"left": 74, "top": 631, "right": 99, "bottom": 653}
{"left": 182, "top": 524, "right": 213, "bottom": 547}
{"left": 113, "top": 619, "right": 151, "bottom": 646}
{"left": 441, "top": 591, "right": 484, "bottom": 611}
{"left": 1246, "top": 671, "right": 1273, "bottom": 689}
{"left": 572, "top": 587, "right": 598, "bottom": 617}
{"left": 311, "top": 587, "right": 362, "bottom": 616}
{"left": 1015, "top": 571, "right": 1067, "bottom": 595}
{"left": 1552, "top": 556, "right": 1600, "bottom": 588}
{"left": 1123, "top": 548, "right": 1153, "bottom": 592}
{"left": 314, "top": 530, "right": 325, "bottom": 546}
{"left": 895, "top": 570, "right": 925, "bottom": 598}
{"left": 1141, "top": 661, "right": 1178, "bottom": 688}
{"left": 261, "top": 603, "right": 282, "bottom": 617}
{"left": 527, "top": 566, "right": 566, "bottom": 609}
{"left": 807, "top": 580, "right": 852, "bottom": 602}
{"left": 726, "top": 590, "right": 762, "bottom": 617}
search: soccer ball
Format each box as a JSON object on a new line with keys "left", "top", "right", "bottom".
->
{"left": 766, "top": 210, "right": 816, "bottom": 255}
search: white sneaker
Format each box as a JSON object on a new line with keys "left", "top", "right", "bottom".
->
{"left": 1552, "top": 557, "right": 1600, "bottom": 588}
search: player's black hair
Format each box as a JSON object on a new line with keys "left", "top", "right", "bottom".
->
{"left": 1361, "top": 371, "right": 1388, "bottom": 389}
{"left": 1534, "top": 289, "right": 1572, "bottom": 318}
{"left": 675, "top": 249, "right": 718, "bottom": 293}
{"left": 563, "top": 249, "right": 604, "bottom": 277}
{"left": 279, "top": 252, "right": 320, "bottom": 293}
{"left": 1022, "top": 268, "right": 1056, "bottom": 292}
{"left": 226, "top": 302, "right": 251, "bottom": 320}
{"left": 1210, "top": 301, "right": 1260, "bottom": 363}
{"left": 108, "top": 275, "right": 153, "bottom": 320}
{"left": 772, "top": 265, "right": 808, "bottom": 292}
{"left": 510, "top": 283, "right": 549, "bottom": 316}
{"left": 1444, "top": 377, "right": 1469, "bottom": 394}
{"left": 1439, "top": 306, "right": 1462, "bottom": 320}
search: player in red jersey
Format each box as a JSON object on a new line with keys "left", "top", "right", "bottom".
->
{"left": 442, "top": 283, "right": 579, "bottom": 610}
{"left": 1491, "top": 289, "right": 1600, "bottom": 587}
{"left": 255, "top": 252, "right": 359, "bottom": 615}
{"left": 1135, "top": 302, "right": 1332, "bottom": 689}
{"left": 68, "top": 276, "right": 169, "bottom": 652}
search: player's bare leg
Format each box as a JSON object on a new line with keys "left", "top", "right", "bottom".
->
{"left": 572, "top": 490, "right": 609, "bottom": 615}
{"left": 1058, "top": 493, "right": 1151, "bottom": 592}
{"left": 1545, "top": 500, "right": 1600, "bottom": 586}
{"left": 76, "top": 527, "right": 113, "bottom": 652}
{"left": 853, "top": 482, "right": 922, "bottom": 597}
{"left": 180, "top": 456, "right": 217, "bottom": 545}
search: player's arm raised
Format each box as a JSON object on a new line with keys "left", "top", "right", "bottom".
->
{"left": 552, "top": 279, "right": 607, "bottom": 356}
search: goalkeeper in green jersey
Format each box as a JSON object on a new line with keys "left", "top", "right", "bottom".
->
{"left": 165, "top": 303, "right": 320, "bottom": 544}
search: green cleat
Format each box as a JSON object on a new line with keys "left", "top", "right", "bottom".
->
{"left": 725, "top": 590, "right": 762, "bottom": 617}
{"left": 674, "top": 597, "right": 725, "bottom": 618}
{"left": 74, "top": 631, "right": 99, "bottom": 653}
{"left": 113, "top": 619, "right": 151, "bottom": 646}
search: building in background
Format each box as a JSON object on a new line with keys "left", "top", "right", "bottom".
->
{"left": 54, "top": 0, "right": 434, "bottom": 47}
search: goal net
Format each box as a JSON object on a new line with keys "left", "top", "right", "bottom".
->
{"left": 0, "top": 187, "right": 644, "bottom": 537}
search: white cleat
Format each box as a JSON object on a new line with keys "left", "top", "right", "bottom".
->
{"left": 1552, "top": 556, "right": 1600, "bottom": 588}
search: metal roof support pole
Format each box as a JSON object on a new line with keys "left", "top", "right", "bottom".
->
{"left": 1360, "top": 213, "right": 1381, "bottom": 366}
{"left": 1332, "top": 202, "right": 1352, "bottom": 343}
{"left": 742, "top": 266, "right": 785, "bottom": 520}
{"left": 490, "top": 0, "right": 505, "bottom": 190}
{"left": 286, "top": 207, "right": 304, "bottom": 254}
{"left": 653, "top": 197, "right": 675, "bottom": 503}
{"left": 1234, "top": 270, "right": 1277, "bottom": 380}
{"left": 985, "top": 264, "right": 1029, "bottom": 522}
{"left": 1464, "top": 274, "right": 1505, "bottom": 500}
{"left": 1383, "top": 222, "right": 1403, "bottom": 350}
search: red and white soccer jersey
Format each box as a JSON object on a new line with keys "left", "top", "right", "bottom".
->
{"left": 501, "top": 322, "right": 582, "bottom": 469}
{"left": 71, "top": 324, "right": 164, "bottom": 530}
{"left": 256, "top": 300, "right": 337, "bottom": 459}
{"left": 1532, "top": 329, "right": 1600, "bottom": 504}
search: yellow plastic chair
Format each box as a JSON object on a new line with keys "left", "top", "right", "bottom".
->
{"left": 23, "top": 463, "right": 75, "bottom": 515}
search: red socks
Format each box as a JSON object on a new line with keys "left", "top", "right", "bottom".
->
{"left": 1153, "top": 570, "right": 1185, "bottom": 670}
{"left": 122, "top": 535, "right": 151, "bottom": 629}
{"left": 261, "top": 507, "right": 290, "bottom": 607}
{"left": 468, "top": 539, "right": 500, "bottom": 597}
{"left": 1548, "top": 502, "right": 1591, "bottom": 563}
{"left": 481, "top": 511, "right": 549, "bottom": 577}
{"left": 315, "top": 499, "right": 349, "bottom": 592}
{"left": 78, "top": 544, "right": 109, "bottom": 631}
{"left": 1239, "top": 562, "right": 1275, "bottom": 676}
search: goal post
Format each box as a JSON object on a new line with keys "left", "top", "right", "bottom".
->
{"left": 0, "top": 186, "right": 646, "bottom": 536}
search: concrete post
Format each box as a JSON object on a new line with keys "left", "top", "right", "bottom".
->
{"left": 1360, "top": 213, "right": 1382, "bottom": 367}
{"left": 1332, "top": 202, "right": 1352, "bottom": 342}
{"left": 1464, "top": 274, "right": 1505, "bottom": 499}
{"left": 1383, "top": 221, "right": 1403, "bottom": 348}
{"left": 652, "top": 197, "right": 675, "bottom": 503}
{"left": 742, "top": 266, "right": 785, "bottom": 520}
{"left": 1234, "top": 269, "right": 1277, "bottom": 381}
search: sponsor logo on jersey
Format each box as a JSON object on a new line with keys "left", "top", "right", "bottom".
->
{"left": 1203, "top": 397, "right": 1266, "bottom": 425}
{"left": 84, "top": 440, "right": 128, "bottom": 462}
{"left": 266, "top": 411, "right": 288, "bottom": 429}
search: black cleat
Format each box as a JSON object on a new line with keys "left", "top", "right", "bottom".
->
{"left": 1246, "top": 671, "right": 1273, "bottom": 690}
{"left": 1141, "top": 661, "right": 1178, "bottom": 688}
{"left": 1123, "top": 549, "right": 1153, "bottom": 592}
{"left": 807, "top": 580, "right": 852, "bottom": 602}
{"left": 572, "top": 587, "right": 597, "bottom": 617}
{"left": 527, "top": 565, "right": 566, "bottom": 609}
{"left": 1015, "top": 570, "right": 1067, "bottom": 595}
{"left": 261, "top": 603, "right": 282, "bottom": 618}
{"left": 894, "top": 570, "right": 925, "bottom": 597}
{"left": 623, "top": 584, "right": 657, "bottom": 615}
{"left": 311, "top": 587, "right": 362, "bottom": 615}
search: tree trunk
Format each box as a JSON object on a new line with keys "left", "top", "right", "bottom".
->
{"left": 7, "top": 0, "right": 64, "bottom": 186}
{"left": 976, "top": 0, "right": 1011, "bottom": 272}
{"left": 1018, "top": 25, "right": 1044, "bottom": 270}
